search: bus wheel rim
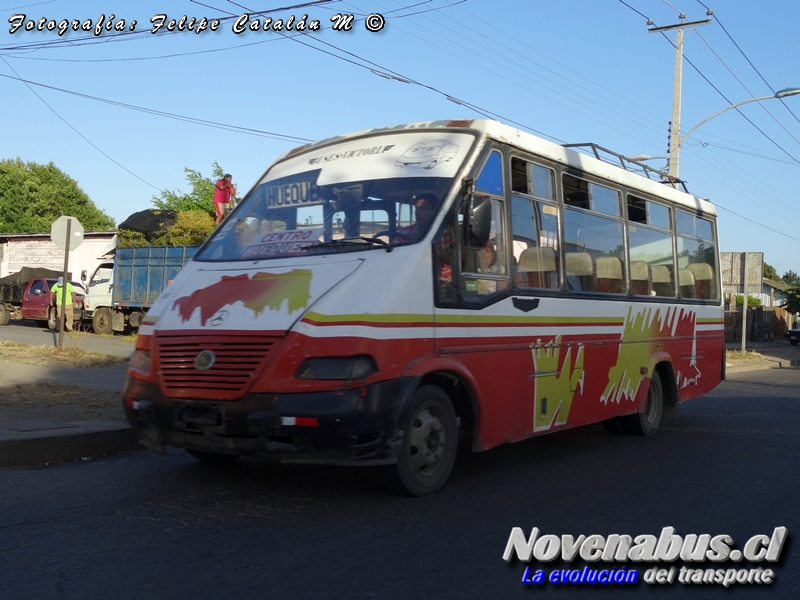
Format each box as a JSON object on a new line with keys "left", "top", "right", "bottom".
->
{"left": 407, "top": 406, "right": 446, "bottom": 476}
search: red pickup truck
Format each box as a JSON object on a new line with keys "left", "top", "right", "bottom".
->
{"left": 0, "top": 270, "right": 84, "bottom": 328}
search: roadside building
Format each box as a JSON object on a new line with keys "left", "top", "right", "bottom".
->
{"left": 0, "top": 231, "right": 116, "bottom": 281}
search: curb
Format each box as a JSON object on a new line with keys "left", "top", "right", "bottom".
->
{"left": 726, "top": 358, "right": 800, "bottom": 374}
{"left": 0, "top": 426, "right": 140, "bottom": 468}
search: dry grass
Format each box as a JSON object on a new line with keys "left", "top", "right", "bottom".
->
{"left": 725, "top": 349, "right": 764, "bottom": 363}
{"left": 0, "top": 338, "right": 128, "bottom": 368}
{"left": 1, "top": 383, "right": 120, "bottom": 408}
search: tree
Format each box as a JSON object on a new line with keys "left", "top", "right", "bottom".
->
{"left": 152, "top": 161, "right": 236, "bottom": 218}
{"left": 763, "top": 262, "right": 778, "bottom": 280}
{"left": 784, "top": 286, "right": 800, "bottom": 314}
{"left": 0, "top": 158, "right": 115, "bottom": 233}
{"left": 783, "top": 270, "right": 800, "bottom": 287}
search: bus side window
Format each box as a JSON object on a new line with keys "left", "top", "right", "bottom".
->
{"left": 566, "top": 252, "right": 595, "bottom": 292}
{"left": 460, "top": 196, "right": 508, "bottom": 297}
{"left": 686, "top": 263, "right": 715, "bottom": 300}
{"left": 679, "top": 269, "right": 696, "bottom": 298}
{"left": 630, "top": 261, "right": 651, "bottom": 296}
{"left": 676, "top": 212, "right": 719, "bottom": 301}
{"left": 596, "top": 256, "right": 624, "bottom": 294}
{"left": 517, "top": 247, "right": 557, "bottom": 289}
{"left": 511, "top": 193, "right": 560, "bottom": 290}
{"left": 652, "top": 265, "right": 675, "bottom": 297}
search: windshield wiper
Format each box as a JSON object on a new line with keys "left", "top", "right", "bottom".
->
{"left": 302, "top": 237, "right": 392, "bottom": 252}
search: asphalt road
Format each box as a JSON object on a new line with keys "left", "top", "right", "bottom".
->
{"left": 1, "top": 367, "right": 798, "bottom": 599}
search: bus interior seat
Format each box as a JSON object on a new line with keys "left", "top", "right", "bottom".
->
{"left": 686, "top": 262, "right": 715, "bottom": 300}
{"left": 596, "top": 256, "right": 624, "bottom": 294}
{"left": 516, "top": 247, "right": 557, "bottom": 289}
{"left": 678, "top": 269, "right": 696, "bottom": 298}
{"left": 651, "top": 265, "right": 674, "bottom": 297}
{"left": 630, "top": 261, "right": 651, "bottom": 296}
{"left": 565, "top": 251, "right": 595, "bottom": 292}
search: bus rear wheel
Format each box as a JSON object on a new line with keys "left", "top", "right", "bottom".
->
{"left": 387, "top": 385, "right": 458, "bottom": 496}
{"left": 621, "top": 370, "right": 663, "bottom": 436}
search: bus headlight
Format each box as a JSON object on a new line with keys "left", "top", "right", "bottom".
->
{"left": 295, "top": 355, "right": 378, "bottom": 380}
{"left": 129, "top": 350, "right": 151, "bottom": 375}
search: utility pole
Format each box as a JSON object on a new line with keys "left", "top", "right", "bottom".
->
{"left": 648, "top": 12, "right": 713, "bottom": 178}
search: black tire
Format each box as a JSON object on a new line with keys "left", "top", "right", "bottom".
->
{"left": 47, "top": 307, "right": 57, "bottom": 330}
{"left": 92, "top": 308, "right": 113, "bottom": 335}
{"left": 0, "top": 303, "right": 9, "bottom": 326}
{"left": 129, "top": 311, "right": 143, "bottom": 329}
{"left": 186, "top": 449, "right": 239, "bottom": 464}
{"left": 621, "top": 370, "right": 663, "bottom": 436}
{"left": 755, "top": 328, "right": 764, "bottom": 342}
{"left": 791, "top": 340, "right": 798, "bottom": 346}
{"left": 387, "top": 385, "right": 458, "bottom": 496}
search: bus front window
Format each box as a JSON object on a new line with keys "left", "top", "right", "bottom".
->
{"left": 197, "top": 130, "right": 475, "bottom": 262}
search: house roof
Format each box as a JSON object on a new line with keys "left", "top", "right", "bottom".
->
{"left": 0, "top": 231, "right": 116, "bottom": 241}
{"left": 763, "top": 277, "right": 790, "bottom": 291}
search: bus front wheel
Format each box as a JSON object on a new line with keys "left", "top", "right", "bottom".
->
{"left": 388, "top": 385, "right": 458, "bottom": 496}
{"left": 622, "top": 370, "right": 663, "bottom": 436}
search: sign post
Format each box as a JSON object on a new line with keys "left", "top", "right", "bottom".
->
{"left": 50, "top": 216, "right": 85, "bottom": 347}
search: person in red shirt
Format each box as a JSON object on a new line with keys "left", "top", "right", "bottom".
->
{"left": 214, "top": 173, "right": 236, "bottom": 224}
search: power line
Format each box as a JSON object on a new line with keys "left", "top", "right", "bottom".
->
{"left": 653, "top": 31, "right": 800, "bottom": 166}
{"left": 372, "top": 0, "right": 669, "bottom": 145}
{"left": 694, "top": 0, "right": 800, "bottom": 128}
{"left": 694, "top": 29, "right": 800, "bottom": 148}
{"left": 3, "top": 36, "right": 287, "bottom": 63}
{"left": 274, "top": 28, "right": 563, "bottom": 141}
{"left": 693, "top": 141, "right": 800, "bottom": 166}
{"left": 714, "top": 202, "right": 800, "bottom": 244}
{"left": 0, "top": 56, "right": 163, "bottom": 192}
{"left": 0, "top": 71, "right": 314, "bottom": 143}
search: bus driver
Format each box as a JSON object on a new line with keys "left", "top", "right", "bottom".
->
{"left": 401, "top": 193, "right": 437, "bottom": 241}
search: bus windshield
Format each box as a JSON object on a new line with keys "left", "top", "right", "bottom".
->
{"left": 198, "top": 130, "right": 474, "bottom": 262}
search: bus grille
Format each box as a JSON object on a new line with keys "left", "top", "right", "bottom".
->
{"left": 156, "top": 333, "right": 279, "bottom": 400}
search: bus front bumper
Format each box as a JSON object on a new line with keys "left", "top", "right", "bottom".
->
{"left": 122, "top": 376, "right": 421, "bottom": 465}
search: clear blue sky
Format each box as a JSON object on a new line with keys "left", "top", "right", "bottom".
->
{"left": 2, "top": 0, "right": 799, "bottom": 276}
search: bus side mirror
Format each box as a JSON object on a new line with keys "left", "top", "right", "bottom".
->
{"left": 81, "top": 270, "right": 87, "bottom": 282}
{"left": 463, "top": 184, "right": 492, "bottom": 249}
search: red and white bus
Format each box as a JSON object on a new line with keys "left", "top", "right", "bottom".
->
{"left": 123, "top": 119, "right": 724, "bottom": 495}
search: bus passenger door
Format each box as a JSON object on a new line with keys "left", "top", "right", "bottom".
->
{"left": 433, "top": 150, "right": 530, "bottom": 447}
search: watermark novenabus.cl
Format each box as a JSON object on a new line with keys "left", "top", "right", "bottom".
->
{"left": 503, "top": 526, "right": 787, "bottom": 588}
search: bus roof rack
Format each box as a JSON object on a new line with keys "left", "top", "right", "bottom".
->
{"left": 562, "top": 143, "right": 689, "bottom": 194}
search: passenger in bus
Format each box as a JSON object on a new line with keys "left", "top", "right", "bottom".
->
{"left": 400, "top": 193, "right": 438, "bottom": 240}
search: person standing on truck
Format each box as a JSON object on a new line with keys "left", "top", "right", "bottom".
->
{"left": 49, "top": 277, "right": 76, "bottom": 332}
{"left": 214, "top": 173, "right": 236, "bottom": 225}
